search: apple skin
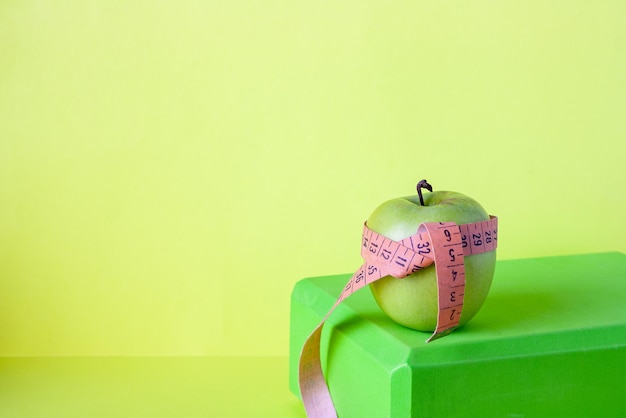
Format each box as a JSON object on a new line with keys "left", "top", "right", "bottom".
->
{"left": 368, "top": 190, "right": 496, "bottom": 332}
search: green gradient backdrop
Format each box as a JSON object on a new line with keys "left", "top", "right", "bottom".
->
{"left": 1, "top": 1, "right": 624, "bottom": 357}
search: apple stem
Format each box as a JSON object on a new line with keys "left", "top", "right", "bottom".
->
{"left": 416, "top": 179, "right": 433, "bottom": 206}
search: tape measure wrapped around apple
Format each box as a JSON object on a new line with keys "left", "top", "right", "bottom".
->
{"left": 367, "top": 179, "right": 497, "bottom": 332}
{"left": 298, "top": 180, "right": 498, "bottom": 418}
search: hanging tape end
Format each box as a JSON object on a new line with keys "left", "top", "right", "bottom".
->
{"left": 425, "top": 327, "right": 454, "bottom": 343}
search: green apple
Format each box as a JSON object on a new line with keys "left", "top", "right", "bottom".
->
{"left": 368, "top": 180, "right": 496, "bottom": 332}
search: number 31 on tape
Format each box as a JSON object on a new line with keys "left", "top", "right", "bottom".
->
{"left": 298, "top": 216, "right": 498, "bottom": 418}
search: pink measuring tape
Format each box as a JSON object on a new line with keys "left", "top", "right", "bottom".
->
{"left": 298, "top": 215, "right": 498, "bottom": 417}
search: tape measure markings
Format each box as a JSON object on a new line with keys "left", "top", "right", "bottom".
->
{"left": 421, "top": 222, "right": 466, "bottom": 342}
{"left": 460, "top": 216, "right": 498, "bottom": 256}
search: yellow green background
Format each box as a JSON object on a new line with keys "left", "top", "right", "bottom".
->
{"left": 1, "top": 1, "right": 624, "bottom": 359}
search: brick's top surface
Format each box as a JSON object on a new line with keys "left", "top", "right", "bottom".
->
{"left": 292, "top": 252, "right": 626, "bottom": 367}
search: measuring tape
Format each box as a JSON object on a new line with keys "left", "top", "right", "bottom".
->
{"left": 298, "top": 216, "right": 498, "bottom": 418}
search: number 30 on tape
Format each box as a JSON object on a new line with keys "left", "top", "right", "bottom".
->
{"left": 298, "top": 216, "right": 498, "bottom": 418}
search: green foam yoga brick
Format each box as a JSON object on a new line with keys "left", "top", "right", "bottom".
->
{"left": 289, "top": 252, "right": 626, "bottom": 417}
